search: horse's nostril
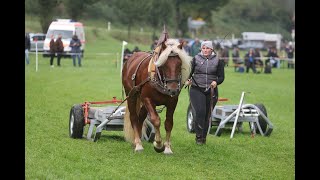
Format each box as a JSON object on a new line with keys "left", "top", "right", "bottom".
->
{"left": 171, "top": 91, "right": 176, "bottom": 96}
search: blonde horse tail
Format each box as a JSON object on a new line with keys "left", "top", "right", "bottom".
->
{"left": 123, "top": 102, "right": 135, "bottom": 143}
{"left": 123, "top": 97, "right": 144, "bottom": 144}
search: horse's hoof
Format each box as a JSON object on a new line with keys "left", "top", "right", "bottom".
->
{"left": 134, "top": 144, "right": 144, "bottom": 152}
{"left": 153, "top": 141, "right": 165, "bottom": 153}
{"left": 164, "top": 147, "right": 173, "bottom": 155}
{"left": 154, "top": 145, "right": 165, "bottom": 153}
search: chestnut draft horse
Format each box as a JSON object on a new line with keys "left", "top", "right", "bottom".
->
{"left": 122, "top": 36, "right": 191, "bottom": 154}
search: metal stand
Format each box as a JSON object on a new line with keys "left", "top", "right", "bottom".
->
{"left": 214, "top": 91, "right": 274, "bottom": 138}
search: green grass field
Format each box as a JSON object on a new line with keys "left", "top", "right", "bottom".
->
{"left": 25, "top": 24, "right": 295, "bottom": 179}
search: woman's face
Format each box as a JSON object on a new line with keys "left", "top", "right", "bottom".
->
{"left": 201, "top": 46, "right": 213, "bottom": 57}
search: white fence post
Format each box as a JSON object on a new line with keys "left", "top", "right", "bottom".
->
{"left": 35, "top": 41, "right": 38, "bottom": 72}
{"left": 120, "top": 41, "right": 128, "bottom": 77}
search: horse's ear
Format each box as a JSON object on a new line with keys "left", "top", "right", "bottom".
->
{"left": 162, "top": 42, "right": 167, "bottom": 51}
{"left": 178, "top": 42, "right": 183, "bottom": 49}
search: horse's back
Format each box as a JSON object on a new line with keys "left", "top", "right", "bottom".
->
{"left": 122, "top": 51, "right": 151, "bottom": 92}
{"left": 124, "top": 52, "right": 150, "bottom": 68}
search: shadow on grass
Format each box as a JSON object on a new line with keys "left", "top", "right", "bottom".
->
{"left": 99, "top": 134, "right": 126, "bottom": 142}
{"left": 209, "top": 126, "right": 255, "bottom": 137}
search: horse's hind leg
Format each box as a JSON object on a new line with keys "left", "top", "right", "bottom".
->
{"left": 127, "top": 98, "right": 144, "bottom": 152}
{"left": 138, "top": 105, "right": 147, "bottom": 138}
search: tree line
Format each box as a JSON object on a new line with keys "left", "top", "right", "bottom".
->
{"left": 25, "top": 0, "right": 294, "bottom": 40}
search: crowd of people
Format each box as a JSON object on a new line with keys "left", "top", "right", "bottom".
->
{"left": 25, "top": 33, "right": 83, "bottom": 67}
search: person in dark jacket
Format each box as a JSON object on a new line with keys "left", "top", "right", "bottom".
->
{"left": 70, "top": 34, "right": 82, "bottom": 67}
{"left": 244, "top": 48, "right": 258, "bottom": 73}
{"left": 25, "top": 33, "right": 31, "bottom": 65}
{"left": 185, "top": 40, "right": 225, "bottom": 145}
{"left": 55, "top": 34, "right": 64, "bottom": 67}
{"left": 49, "top": 34, "right": 56, "bottom": 67}
{"left": 265, "top": 47, "right": 279, "bottom": 68}
{"left": 285, "top": 43, "right": 294, "bottom": 69}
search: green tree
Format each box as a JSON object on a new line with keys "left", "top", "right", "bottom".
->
{"left": 64, "top": 0, "right": 99, "bottom": 21}
{"left": 107, "top": 0, "right": 149, "bottom": 40}
{"left": 146, "top": 0, "right": 174, "bottom": 40}
{"left": 173, "top": 0, "right": 230, "bottom": 37}
{"left": 37, "top": 0, "right": 61, "bottom": 33}
{"left": 210, "top": 0, "right": 294, "bottom": 39}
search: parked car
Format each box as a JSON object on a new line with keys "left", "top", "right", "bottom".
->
{"left": 213, "top": 39, "right": 233, "bottom": 49}
{"left": 29, "top": 33, "right": 46, "bottom": 52}
{"left": 238, "top": 41, "right": 264, "bottom": 50}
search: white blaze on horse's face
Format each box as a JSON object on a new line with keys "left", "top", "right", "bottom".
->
{"left": 155, "top": 39, "right": 180, "bottom": 67}
{"left": 155, "top": 39, "right": 192, "bottom": 85}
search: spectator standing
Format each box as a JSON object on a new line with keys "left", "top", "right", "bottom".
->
{"left": 132, "top": 46, "right": 140, "bottom": 53}
{"left": 254, "top": 48, "right": 263, "bottom": 66}
{"left": 183, "top": 40, "right": 191, "bottom": 55}
{"left": 244, "top": 48, "right": 257, "bottom": 73}
{"left": 190, "top": 38, "right": 201, "bottom": 57}
{"left": 70, "top": 35, "right": 82, "bottom": 67}
{"left": 254, "top": 48, "right": 263, "bottom": 72}
{"left": 55, "top": 34, "right": 64, "bottom": 67}
{"left": 150, "top": 39, "right": 158, "bottom": 51}
{"left": 265, "top": 47, "right": 280, "bottom": 68}
{"left": 232, "top": 47, "right": 243, "bottom": 71}
{"left": 49, "top": 34, "right": 56, "bottom": 68}
{"left": 285, "top": 43, "right": 294, "bottom": 69}
{"left": 123, "top": 48, "right": 132, "bottom": 63}
{"left": 221, "top": 47, "right": 229, "bottom": 67}
{"left": 185, "top": 40, "right": 225, "bottom": 145}
{"left": 25, "top": 33, "right": 31, "bottom": 65}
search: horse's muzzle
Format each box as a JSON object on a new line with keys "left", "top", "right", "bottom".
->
{"left": 167, "top": 88, "right": 180, "bottom": 97}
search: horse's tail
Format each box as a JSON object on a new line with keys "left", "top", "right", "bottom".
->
{"left": 123, "top": 97, "right": 143, "bottom": 143}
{"left": 124, "top": 102, "right": 134, "bottom": 143}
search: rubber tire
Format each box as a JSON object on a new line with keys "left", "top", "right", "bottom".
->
{"left": 253, "top": 103, "right": 268, "bottom": 134}
{"left": 186, "top": 103, "right": 195, "bottom": 133}
{"left": 141, "top": 116, "right": 155, "bottom": 142}
{"left": 69, "top": 104, "right": 85, "bottom": 138}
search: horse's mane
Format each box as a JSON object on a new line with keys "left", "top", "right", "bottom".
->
{"left": 155, "top": 38, "right": 192, "bottom": 83}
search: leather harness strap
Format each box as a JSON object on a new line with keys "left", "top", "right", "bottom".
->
{"left": 148, "top": 45, "right": 162, "bottom": 80}
{"left": 129, "top": 53, "right": 153, "bottom": 97}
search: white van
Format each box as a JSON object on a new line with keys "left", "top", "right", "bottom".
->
{"left": 43, "top": 19, "right": 85, "bottom": 57}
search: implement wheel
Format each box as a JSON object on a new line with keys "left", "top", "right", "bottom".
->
{"left": 141, "top": 116, "right": 155, "bottom": 142}
{"left": 186, "top": 103, "right": 195, "bottom": 133}
{"left": 69, "top": 104, "right": 85, "bottom": 138}
{"left": 253, "top": 103, "right": 268, "bottom": 134}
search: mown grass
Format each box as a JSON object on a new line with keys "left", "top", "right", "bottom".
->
{"left": 25, "top": 21, "right": 294, "bottom": 179}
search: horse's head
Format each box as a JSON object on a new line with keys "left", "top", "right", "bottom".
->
{"left": 154, "top": 39, "right": 192, "bottom": 97}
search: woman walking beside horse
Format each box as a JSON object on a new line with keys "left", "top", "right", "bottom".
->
{"left": 185, "top": 40, "right": 225, "bottom": 145}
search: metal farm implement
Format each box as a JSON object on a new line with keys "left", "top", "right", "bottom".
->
{"left": 69, "top": 97, "right": 157, "bottom": 142}
{"left": 187, "top": 91, "right": 274, "bottom": 138}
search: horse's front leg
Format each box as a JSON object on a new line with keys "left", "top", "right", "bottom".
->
{"left": 163, "top": 99, "right": 178, "bottom": 154}
{"left": 143, "top": 98, "right": 165, "bottom": 153}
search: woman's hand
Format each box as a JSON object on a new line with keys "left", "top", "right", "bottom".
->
{"left": 210, "top": 81, "right": 217, "bottom": 88}
{"left": 185, "top": 79, "right": 192, "bottom": 86}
